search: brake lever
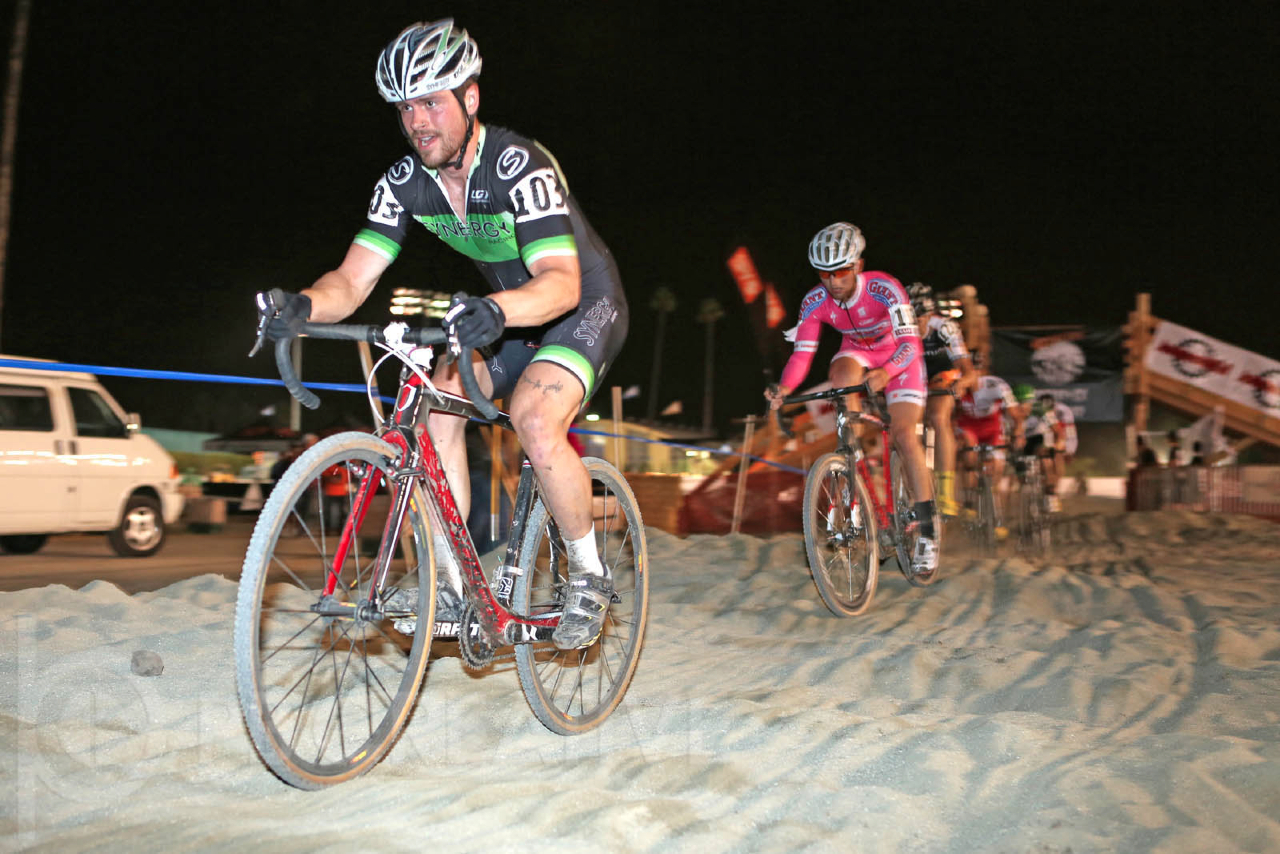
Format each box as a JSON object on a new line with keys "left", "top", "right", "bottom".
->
{"left": 442, "top": 326, "right": 461, "bottom": 366}
{"left": 247, "top": 290, "right": 278, "bottom": 358}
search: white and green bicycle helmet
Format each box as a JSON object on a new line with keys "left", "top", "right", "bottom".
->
{"left": 808, "top": 222, "right": 866, "bottom": 271}
{"left": 375, "top": 18, "right": 482, "bottom": 103}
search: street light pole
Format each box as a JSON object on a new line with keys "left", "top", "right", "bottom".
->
{"left": 0, "top": 0, "right": 34, "bottom": 353}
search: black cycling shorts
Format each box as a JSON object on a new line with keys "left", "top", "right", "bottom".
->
{"left": 483, "top": 293, "right": 628, "bottom": 403}
{"left": 1024, "top": 434, "right": 1056, "bottom": 457}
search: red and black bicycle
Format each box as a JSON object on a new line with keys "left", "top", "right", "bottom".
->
{"left": 233, "top": 294, "right": 648, "bottom": 789}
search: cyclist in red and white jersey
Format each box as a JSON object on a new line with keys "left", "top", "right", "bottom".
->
{"left": 764, "top": 222, "right": 937, "bottom": 577}
{"left": 955, "top": 373, "right": 1025, "bottom": 528}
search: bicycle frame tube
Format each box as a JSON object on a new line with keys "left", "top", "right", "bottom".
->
{"left": 852, "top": 433, "right": 895, "bottom": 533}
{"left": 832, "top": 397, "right": 895, "bottom": 534}
{"left": 321, "top": 460, "right": 399, "bottom": 599}
{"left": 386, "top": 368, "right": 556, "bottom": 642}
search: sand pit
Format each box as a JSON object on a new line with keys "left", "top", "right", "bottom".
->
{"left": 2, "top": 510, "right": 1279, "bottom": 852}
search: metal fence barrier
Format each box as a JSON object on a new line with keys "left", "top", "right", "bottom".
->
{"left": 1128, "top": 466, "right": 1280, "bottom": 521}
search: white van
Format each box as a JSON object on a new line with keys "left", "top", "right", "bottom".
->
{"left": 0, "top": 358, "right": 185, "bottom": 556}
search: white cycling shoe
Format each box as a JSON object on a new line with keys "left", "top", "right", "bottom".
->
{"left": 910, "top": 536, "right": 939, "bottom": 579}
{"left": 552, "top": 572, "right": 614, "bottom": 650}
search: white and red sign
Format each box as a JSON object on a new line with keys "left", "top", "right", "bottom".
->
{"left": 1145, "top": 320, "right": 1280, "bottom": 416}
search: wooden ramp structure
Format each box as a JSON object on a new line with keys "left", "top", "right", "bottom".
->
{"left": 1126, "top": 292, "right": 1280, "bottom": 453}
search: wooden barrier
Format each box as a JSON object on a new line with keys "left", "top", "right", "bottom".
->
{"left": 626, "top": 473, "right": 687, "bottom": 535}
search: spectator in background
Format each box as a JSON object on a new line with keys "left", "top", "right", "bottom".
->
{"left": 321, "top": 461, "right": 350, "bottom": 532}
{"left": 1166, "top": 429, "right": 1182, "bottom": 467}
{"left": 1190, "top": 441, "right": 1206, "bottom": 466}
{"left": 271, "top": 433, "right": 319, "bottom": 481}
{"left": 1136, "top": 435, "right": 1159, "bottom": 467}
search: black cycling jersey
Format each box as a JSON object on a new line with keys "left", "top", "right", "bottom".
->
{"left": 351, "top": 124, "right": 627, "bottom": 399}
{"left": 354, "top": 124, "right": 624, "bottom": 307}
{"left": 920, "top": 314, "right": 971, "bottom": 378}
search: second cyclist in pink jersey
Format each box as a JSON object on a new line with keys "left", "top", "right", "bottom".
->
{"left": 765, "top": 222, "right": 939, "bottom": 577}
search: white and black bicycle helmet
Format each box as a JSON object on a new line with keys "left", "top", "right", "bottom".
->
{"left": 375, "top": 18, "right": 482, "bottom": 103}
{"left": 908, "top": 282, "right": 936, "bottom": 315}
{"left": 808, "top": 222, "right": 866, "bottom": 271}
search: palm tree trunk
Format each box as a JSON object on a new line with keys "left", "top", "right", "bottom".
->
{"left": 646, "top": 309, "right": 667, "bottom": 420}
{"left": 0, "top": 0, "right": 33, "bottom": 351}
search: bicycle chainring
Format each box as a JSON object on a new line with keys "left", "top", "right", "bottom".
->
{"left": 457, "top": 602, "right": 495, "bottom": 671}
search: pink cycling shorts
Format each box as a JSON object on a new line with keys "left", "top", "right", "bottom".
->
{"left": 832, "top": 338, "right": 927, "bottom": 407}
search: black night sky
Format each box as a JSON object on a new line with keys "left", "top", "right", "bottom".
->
{"left": 2, "top": 2, "right": 1277, "bottom": 434}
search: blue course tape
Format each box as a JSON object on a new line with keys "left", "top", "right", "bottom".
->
{"left": 570, "top": 427, "right": 807, "bottom": 475}
{"left": 0, "top": 358, "right": 807, "bottom": 475}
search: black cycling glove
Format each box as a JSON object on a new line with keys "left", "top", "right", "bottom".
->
{"left": 444, "top": 295, "right": 506, "bottom": 349}
{"left": 261, "top": 289, "right": 313, "bottom": 341}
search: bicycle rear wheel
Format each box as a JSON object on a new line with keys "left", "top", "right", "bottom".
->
{"left": 890, "top": 449, "right": 942, "bottom": 586}
{"left": 234, "top": 433, "right": 435, "bottom": 789}
{"left": 513, "top": 458, "right": 649, "bottom": 735}
{"left": 802, "top": 452, "right": 879, "bottom": 616}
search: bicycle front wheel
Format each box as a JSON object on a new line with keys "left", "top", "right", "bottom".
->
{"left": 513, "top": 458, "right": 649, "bottom": 735}
{"left": 802, "top": 453, "right": 879, "bottom": 616}
{"left": 234, "top": 432, "right": 435, "bottom": 789}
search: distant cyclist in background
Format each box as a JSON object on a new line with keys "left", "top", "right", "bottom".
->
{"left": 955, "top": 370, "right": 1025, "bottom": 537}
{"left": 765, "top": 222, "right": 938, "bottom": 578}
{"left": 258, "top": 19, "right": 627, "bottom": 651}
{"left": 1037, "top": 392, "right": 1077, "bottom": 511}
{"left": 908, "top": 282, "right": 978, "bottom": 517}
{"left": 1014, "top": 383, "right": 1063, "bottom": 509}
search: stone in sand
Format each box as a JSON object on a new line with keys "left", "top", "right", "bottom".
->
{"left": 131, "top": 650, "right": 164, "bottom": 677}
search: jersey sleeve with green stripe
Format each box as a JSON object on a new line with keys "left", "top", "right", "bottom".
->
{"left": 352, "top": 124, "right": 623, "bottom": 308}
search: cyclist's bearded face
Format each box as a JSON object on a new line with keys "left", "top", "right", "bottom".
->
{"left": 399, "top": 91, "right": 469, "bottom": 169}
{"left": 818, "top": 262, "right": 862, "bottom": 301}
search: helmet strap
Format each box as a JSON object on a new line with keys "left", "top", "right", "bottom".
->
{"left": 449, "top": 88, "right": 476, "bottom": 171}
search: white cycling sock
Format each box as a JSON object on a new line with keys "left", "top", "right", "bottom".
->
{"left": 564, "top": 526, "right": 606, "bottom": 577}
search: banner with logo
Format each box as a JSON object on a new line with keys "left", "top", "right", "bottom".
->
{"left": 990, "top": 326, "right": 1125, "bottom": 421}
{"left": 1145, "top": 320, "right": 1280, "bottom": 418}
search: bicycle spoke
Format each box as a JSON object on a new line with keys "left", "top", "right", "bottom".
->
{"left": 260, "top": 613, "right": 324, "bottom": 667}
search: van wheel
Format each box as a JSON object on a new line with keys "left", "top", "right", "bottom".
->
{"left": 0, "top": 535, "right": 48, "bottom": 555}
{"left": 108, "top": 495, "right": 166, "bottom": 557}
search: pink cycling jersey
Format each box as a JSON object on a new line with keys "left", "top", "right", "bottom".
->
{"left": 780, "top": 272, "right": 926, "bottom": 406}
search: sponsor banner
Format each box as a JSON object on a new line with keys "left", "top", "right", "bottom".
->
{"left": 1145, "top": 320, "right": 1280, "bottom": 418}
{"left": 726, "top": 246, "right": 764, "bottom": 303}
{"left": 991, "top": 326, "right": 1125, "bottom": 421}
{"left": 725, "top": 244, "right": 790, "bottom": 372}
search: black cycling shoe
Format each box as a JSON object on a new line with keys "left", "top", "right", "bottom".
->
{"left": 551, "top": 573, "right": 614, "bottom": 651}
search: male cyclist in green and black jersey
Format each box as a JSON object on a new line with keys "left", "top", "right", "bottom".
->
{"left": 261, "top": 19, "right": 627, "bottom": 650}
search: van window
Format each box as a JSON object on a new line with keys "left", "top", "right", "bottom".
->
{"left": 0, "top": 383, "right": 55, "bottom": 431}
{"left": 67, "top": 387, "right": 128, "bottom": 439}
